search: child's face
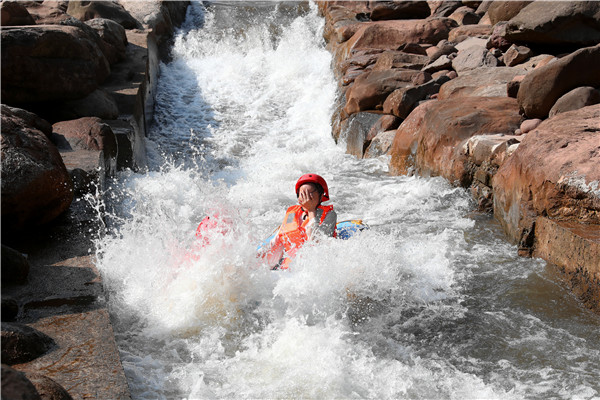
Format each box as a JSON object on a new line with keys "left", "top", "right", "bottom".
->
{"left": 298, "top": 183, "right": 321, "bottom": 211}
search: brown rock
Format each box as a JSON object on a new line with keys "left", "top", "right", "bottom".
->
{"left": 1, "top": 1, "right": 36, "bottom": 26}
{"left": 520, "top": 118, "right": 542, "bottom": 134}
{"left": 448, "top": 24, "right": 492, "bottom": 42}
{"left": 383, "top": 76, "right": 450, "bottom": 118}
{"left": 503, "top": 44, "right": 532, "bottom": 67}
{"left": 1, "top": 244, "right": 30, "bottom": 286}
{"left": 54, "top": 89, "right": 119, "bottom": 120}
{"left": 85, "top": 18, "right": 127, "bottom": 65}
{"left": 371, "top": 51, "right": 429, "bottom": 71}
{"left": 366, "top": 115, "right": 401, "bottom": 142}
{"left": 425, "top": 42, "right": 457, "bottom": 65}
{"left": 1, "top": 364, "right": 41, "bottom": 400}
{"left": 1, "top": 25, "right": 110, "bottom": 104}
{"left": 549, "top": 87, "right": 600, "bottom": 118}
{"left": 344, "top": 69, "right": 431, "bottom": 115}
{"left": 486, "top": 20, "right": 511, "bottom": 51}
{"left": 506, "top": 74, "right": 525, "bottom": 98}
{"left": 504, "top": 1, "right": 600, "bottom": 46}
{"left": 390, "top": 97, "right": 522, "bottom": 185}
{"left": 22, "top": 1, "right": 70, "bottom": 25}
{"left": 397, "top": 42, "right": 428, "bottom": 56}
{"left": 24, "top": 372, "right": 73, "bottom": 400}
{"left": 364, "top": 130, "right": 396, "bottom": 158}
{"left": 369, "top": 1, "right": 431, "bottom": 20}
{"left": 487, "top": 1, "right": 532, "bottom": 25}
{"left": 532, "top": 217, "right": 600, "bottom": 313}
{"left": 422, "top": 54, "right": 453, "bottom": 73}
{"left": 1, "top": 108, "right": 73, "bottom": 232}
{"left": 474, "top": 1, "right": 492, "bottom": 16}
{"left": 429, "top": 1, "right": 463, "bottom": 18}
{"left": 336, "top": 18, "right": 458, "bottom": 62}
{"left": 1, "top": 323, "right": 55, "bottom": 365}
{"left": 493, "top": 104, "right": 600, "bottom": 244}
{"left": 438, "top": 66, "right": 525, "bottom": 100}
{"left": 517, "top": 44, "right": 600, "bottom": 119}
{"left": 338, "top": 49, "right": 382, "bottom": 77}
{"left": 448, "top": 6, "right": 480, "bottom": 25}
{"left": 389, "top": 99, "right": 437, "bottom": 175}
{"left": 0, "top": 105, "right": 52, "bottom": 138}
{"left": 66, "top": 0, "right": 140, "bottom": 29}
{"left": 51, "top": 117, "right": 118, "bottom": 156}
{"left": 321, "top": 5, "right": 361, "bottom": 44}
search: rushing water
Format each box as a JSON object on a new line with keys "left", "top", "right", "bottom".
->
{"left": 96, "top": 2, "right": 600, "bottom": 399}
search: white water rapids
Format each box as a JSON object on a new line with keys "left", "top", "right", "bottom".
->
{"left": 95, "top": 2, "right": 600, "bottom": 399}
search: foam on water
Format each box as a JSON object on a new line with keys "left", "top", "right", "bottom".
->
{"left": 96, "top": 2, "right": 600, "bottom": 399}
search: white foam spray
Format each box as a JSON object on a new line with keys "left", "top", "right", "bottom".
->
{"left": 96, "top": 2, "right": 600, "bottom": 399}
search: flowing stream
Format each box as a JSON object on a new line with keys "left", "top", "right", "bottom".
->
{"left": 96, "top": 2, "right": 600, "bottom": 399}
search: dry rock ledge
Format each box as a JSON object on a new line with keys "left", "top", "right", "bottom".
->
{"left": 1, "top": 1, "right": 190, "bottom": 398}
{"left": 318, "top": 0, "right": 600, "bottom": 313}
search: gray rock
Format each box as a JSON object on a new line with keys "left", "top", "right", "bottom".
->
{"left": 452, "top": 45, "right": 498, "bottom": 73}
{"left": 549, "top": 87, "right": 600, "bottom": 118}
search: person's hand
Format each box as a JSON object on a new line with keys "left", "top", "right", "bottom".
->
{"left": 298, "top": 184, "right": 320, "bottom": 213}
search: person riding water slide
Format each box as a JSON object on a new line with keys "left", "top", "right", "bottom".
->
{"left": 260, "top": 173, "right": 337, "bottom": 270}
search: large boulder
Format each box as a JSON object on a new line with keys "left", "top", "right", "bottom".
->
{"left": 336, "top": 18, "right": 458, "bottom": 62}
{"left": 1, "top": 1, "right": 36, "bottom": 26}
{"left": 1, "top": 107, "right": 73, "bottom": 232}
{"left": 493, "top": 104, "right": 600, "bottom": 244}
{"left": 0, "top": 105, "right": 52, "bottom": 138}
{"left": 85, "top": 18, "right": 127, "bottom": 65}
{"left": 0, "top": 364, "right": 41, "bottom": 400}
{"left": 1, "top": 24, "right": 110, "bottom": 104}
{"left": 51, "top": 117, "right": 118, "bottom": 177}
{"left": 486, "top": 1, "right": 532, "bottom": 25}
{"left": 1, "top": 323, "right": 55, "bottom": 365}
{"left": 344, "top": 69, "right": 431, "bottom": 115}
{"left": 51, "top": 117, "right": 117, "bottom": 155}
{"left": 54, "top": 89, "right": 120, "bottom": 120}
{"left": 369, "top": 1, "right": 431, "bottom": 21}
{"left": 438, "top": 66, "right": 525, "bottom": 99}
{"left": 389, "top": 100, "right": 438, "bottom": 175}
{"left": 517, "top": 44, "right": 600, "bottom": 119}
{"left": 66, "top": 0, "right": 140, "bottom": 29}
{"left": 504, "top": 1, "right": 600, "bottom": 47}
{"left": 25, "top": 372, "right": 73, "bottom": 400}
{"left": 389, "top": 97, "right": 522, "bottom": 186}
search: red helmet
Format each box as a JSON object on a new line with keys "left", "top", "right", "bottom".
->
{"left": 295, "top": 173, "right": 330, "bottom": 201}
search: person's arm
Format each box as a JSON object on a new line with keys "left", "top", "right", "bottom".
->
{"left": 306, "top": 209, "right": 337, "bottom": 240}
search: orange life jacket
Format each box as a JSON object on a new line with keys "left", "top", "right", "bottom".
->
{"left": 275, "top": 204, "right": 335, "bottom": 269}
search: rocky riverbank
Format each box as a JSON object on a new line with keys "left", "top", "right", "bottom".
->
{"left": 1, "top": 1, "right": 189, "bottom": 398}
{"left": 317, "top": 1, "right": 599, "bottom": 312}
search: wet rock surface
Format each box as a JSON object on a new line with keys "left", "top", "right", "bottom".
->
{"left": 1, "top": 1, "right": 190, "bottom": 398}
{"left": 318, "top": 0, "right": 600, "bottom": 312}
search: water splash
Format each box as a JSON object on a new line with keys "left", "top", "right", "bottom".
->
{"left": 95, "top": 2, "right": 600, "bottom": 399}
